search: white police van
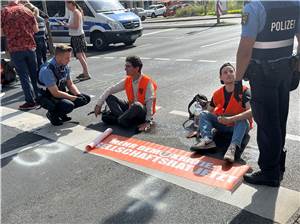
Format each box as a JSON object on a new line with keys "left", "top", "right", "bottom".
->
{"left": 32, "top": 0, "right": 143, "bottom": 50}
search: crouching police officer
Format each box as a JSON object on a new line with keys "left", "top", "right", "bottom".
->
{"left": 235, "top": 1, "right": 300, "bottom": 187}
{"left": 38, "top": 44, "right": 90, "bottom": 126}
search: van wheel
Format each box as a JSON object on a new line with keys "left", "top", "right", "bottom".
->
{"left": 141, "top": 16, "right": 146, "bottom": 21}
{"left": 92, "top": 33, "right": 107, "bottom": 51}
{"left": 151, "top": 13, "right": 156, "bottom": 18}
{"left": 124, "top": 40, "right": 135, "bottom": 46}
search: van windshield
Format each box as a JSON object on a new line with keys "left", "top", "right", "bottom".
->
{"left": 89, "top": 0, "right": 124, "bottom": 13}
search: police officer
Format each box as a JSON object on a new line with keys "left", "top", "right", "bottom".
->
{"left": 38, "top": 44, "right": 90, "bottom": 126}
{"left": 235, "top": 1, "right": 300, "bottom": 187}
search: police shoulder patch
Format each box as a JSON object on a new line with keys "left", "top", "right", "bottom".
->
{"left": 241, "top": 12, "right": 249, "bottom": 25}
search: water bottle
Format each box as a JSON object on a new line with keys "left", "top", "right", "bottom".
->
{"left": 193, "top": 102, "right": 203, "bottom": 128}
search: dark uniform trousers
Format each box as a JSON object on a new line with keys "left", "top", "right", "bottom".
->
{"left": 41, "top": 93, "right": 91, "bottom": 117}
{"left": 104, "top": 95, "right": 146, "bottom": 128}
{"left": 248, "top": 59, "right": 293, "bottom": 178}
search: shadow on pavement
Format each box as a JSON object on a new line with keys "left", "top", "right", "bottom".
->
{"left": 229, "top": 185, "right": 278, "bottom": 224}
{"left": 1, "top": 90, "right": 24, "bottom": 106}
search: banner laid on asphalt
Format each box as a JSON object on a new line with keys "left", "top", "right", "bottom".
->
{"left": 87, "top": 134, "right": 250, "bottom": 191}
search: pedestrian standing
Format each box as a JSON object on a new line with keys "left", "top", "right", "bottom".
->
{"left": 60, "top": 0, "right": 91, "bottom": 81}
{"left": 1, "top": 0, "right": 39, "bottom": 110}
{"left": 235, "top": 1, "right": 300, "bottom": 187}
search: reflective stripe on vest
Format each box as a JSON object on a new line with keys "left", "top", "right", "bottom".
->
{"left": 253, "top": 38, "right": 294, "bottom": 49}
{"left": 125, "top": 75, "right": 157, "bottom": 115}
{"left": 213, "top": 86, "right": 253, "bottom": 128}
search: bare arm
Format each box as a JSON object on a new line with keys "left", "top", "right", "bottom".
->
{"left": 65, "top": 10, "right": 80, "bottom": 29}
{"left": 47, "top": 85, "right": 77, "bottom": 101}
{"left": 235, "top": 37, "right": 256, "bottom": 81}
{"left": 218, "top": 102, "right": 252, "bottom": 125}
{"left": 66, "top": 79, "right": 81, "bottom": 96}
{"left": 297, "top": 33, "right": 300, "bottom": 71}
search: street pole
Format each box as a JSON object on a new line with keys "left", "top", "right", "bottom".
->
{"left": 41, "top": 0, "right": 54, "bottom": 55}
{"left": 216, "top": 0, "right": 221, "bottom": 24}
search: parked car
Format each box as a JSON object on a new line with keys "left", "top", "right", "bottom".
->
{"left": 131, "top": 7, "right": 147, "bottom": 21}
{"left": 164, "top": 3, "right": 190, "bottom": 17}
{"left": 31, "top": 0, "right": 143, "bottom": 51}
{"left": 145, "top": 4, "right": 166, "bottom": 18}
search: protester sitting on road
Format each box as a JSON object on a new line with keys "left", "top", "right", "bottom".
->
{"left": 94, "top": 56, "right": 157, "bottom": 132}
{"left": 38, "top": 44, "right": 90, "bottom": 126}
{"left": 190, "top": 63, "right": 252, "bottom": 163}
{"left": 1, "top": 0, "right": 39, "bottom": 110}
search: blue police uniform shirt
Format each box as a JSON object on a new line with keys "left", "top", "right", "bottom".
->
{"left": 241, "top": 0, "right": 300, "bottom": 38}
{"left": 39, "top": 58, "right": 70, "bottom": 88}
{"left": 241, "top": 1, "right": 266, "bottom": 38}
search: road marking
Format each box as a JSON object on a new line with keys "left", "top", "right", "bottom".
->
{"left": 1, "top": 139, "right": 49, "bottom": 159}
{"left": 175, "top": 59, "right": 193, "bottom": 62}
{"left": 103, "top": 56, "right": 115, "bottom": 59}
{"left": 201, "top": 37, "right": 239, "bottom": 48}
{"left": 1, "top": 106, "right": 299, "bottom": 223}
{"left": 286, "top": 134, "right": 300, "bottom": 142}
{"left": 198, "top": 59, "right": 217, "bottom": 63}
{"left": 89, "top": 56, "right": 101, "bottom": 59}
{"left": 170, "top": 110, "right": 189, "bottom": 117}
{"left": 0, "top": 92, "right": 5, "bottom": 98}
{"left": 143, "top": 28, "right": 176, "bottom": 36}
{"left": 154, "top": 58, "right": 170, "bottom": 61}
{"left": 140, "top": 57, "right": 152, "bottom": 60}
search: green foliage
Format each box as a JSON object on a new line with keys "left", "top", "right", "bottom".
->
{"left": 175, "top": 1, "right": 244, "bottom": 17}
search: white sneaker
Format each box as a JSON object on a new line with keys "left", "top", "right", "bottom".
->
{"left": 224, "top": 144, "right": 237, "bottom": 163}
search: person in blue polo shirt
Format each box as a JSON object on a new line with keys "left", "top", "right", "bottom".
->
{"left": 38, "top": 44, "right": 90, "bottom": 126}
{"left": 235, "top": 0, "right": 300, "bottom": 187}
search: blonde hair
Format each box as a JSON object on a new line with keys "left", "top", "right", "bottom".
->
{"left": 21, "top": 0, "right": 39, "bottom": 17}
{"left": 55, "top": 44, "right": 72, "bottom": 55}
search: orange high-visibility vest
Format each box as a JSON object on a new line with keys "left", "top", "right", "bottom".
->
{"left": 125, "top": 74, "right": 157, "bottom": 114}
{"left": 212, "top": 86, "right": 253, "bottom": 128}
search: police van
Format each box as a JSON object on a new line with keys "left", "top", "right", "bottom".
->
{"left": 32, "top": 0, "right": 143, "bottom": 50}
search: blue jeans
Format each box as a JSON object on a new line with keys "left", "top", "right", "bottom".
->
{"left": 199, "top": 111, "right": 249, "bottom": 148}
{"left": 10, "top": 50, "right": 38, "bottom": 103}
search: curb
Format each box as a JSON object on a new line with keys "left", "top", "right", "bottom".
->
{"left": 143, "top": 15, "right": 241, "bottom": 24}
{"left": 142, "top": 22, "right": 238, "bottom": 30}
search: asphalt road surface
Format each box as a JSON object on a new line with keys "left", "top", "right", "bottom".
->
{"left": 1, "top": 22, "right": 300, "bottom": 224}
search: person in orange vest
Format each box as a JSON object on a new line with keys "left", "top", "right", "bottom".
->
{"left": 190, "top": 63, "right": 253, "bottom": 163}
{"left": 94, "top": 56, "right": 157, "bottom": 132}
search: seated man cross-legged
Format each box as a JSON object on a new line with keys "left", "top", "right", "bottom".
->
{"left": 38, "top": 44, "right": 90, "bottom": 126}
{"left": 94, "top": 56, "right": 157, "bottom": 132}
{"left": 191, "top": 63, "right": 253, "bottom": 163}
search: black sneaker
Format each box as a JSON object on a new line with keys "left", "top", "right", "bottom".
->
{"left": 243, "top": 171, "right": 280, "bottom": 187}
{"left": 59, "top": 114, "right": 72, "bottom": 122}
{"left": 46, "top": 112, "right": 63, "bottom": 126}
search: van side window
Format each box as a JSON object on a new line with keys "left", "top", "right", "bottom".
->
{"left": 77, "top": 1, "right": 94, "bottom": 17}
{"left": 46, "top": 1, "right": 65, "bottom": 17}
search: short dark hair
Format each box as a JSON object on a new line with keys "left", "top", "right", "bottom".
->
{"left": 126, "top": 56, "right": 143, "bottom": 72}
{"left": 55, "top": 44, "right": 72, "bottom": 55}
{"left": 219, "top": 62, "right": 235, "bottom": 84}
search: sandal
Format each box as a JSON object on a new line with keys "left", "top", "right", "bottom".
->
{"left": 76, "top": 73, "right": 84, "bottom": 79}
{"left": 78, "top": 75, "right": 91, "bottom": 81}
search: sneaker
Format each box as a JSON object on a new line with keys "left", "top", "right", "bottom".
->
{"left": 224, "top": 144, "right": 237, "bottom": 163}
{"left": 59, "top": 114, "right": 72, "bottom": 122}
{"left": 243, "top": 171, "right": 280, "bottom": 187}
{"left": 190, "top": 137, "right": 216, "bottom": 151}
{"left": 46, "top": 112, "right": 63, "bottom": 126}
{"left": 76, "top": 73, "right": 84, "bottom": 79}
{"left": 18, "top": 102, "right": 37, "bottom": 111}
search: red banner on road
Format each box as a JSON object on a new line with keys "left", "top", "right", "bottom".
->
{"left": 87, "top": 134, "right": 250, "bottom": 191}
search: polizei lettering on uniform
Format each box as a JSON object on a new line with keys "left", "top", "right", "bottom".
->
{"left": 271, "top": 20, "right": 296, "bottom": 32}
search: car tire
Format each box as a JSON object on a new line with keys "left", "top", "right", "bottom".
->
{"left": 92, "top": 32, "right": 107, "bottom": 51}
{"left": 124, "top": 40, "right": 135, "bottom": 46}
{"left": 141, "top": 16, "right": 146, "bottom": 21}
{"left": 151, "top": 13, "right": 156, "bottom": 18}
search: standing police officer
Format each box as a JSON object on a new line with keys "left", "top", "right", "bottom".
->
{"left": 38, "top": 44, "right": 90, "bottom": 126}
{"left": 235, "top": 1, "right": 300, "bottom": 187}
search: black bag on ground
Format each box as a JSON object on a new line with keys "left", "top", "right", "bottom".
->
{"left": 1, "top": 59, "right": 17, "bottom": 85}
